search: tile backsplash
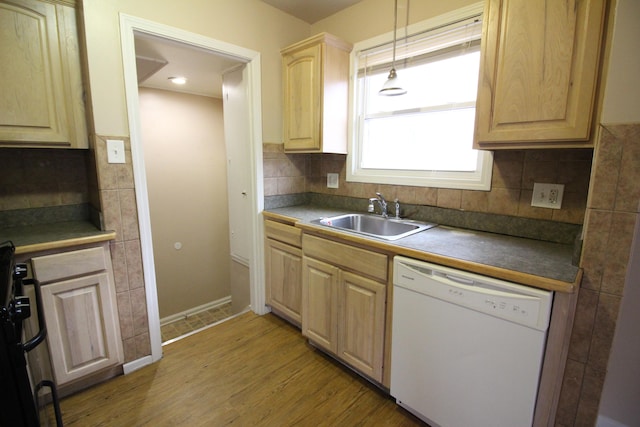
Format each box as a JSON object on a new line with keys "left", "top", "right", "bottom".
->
{"left": 0, "top": 148, "right": 89, "bottom": 213}
{"left": 264, "top": 143, "right": 593, "bottom": 226}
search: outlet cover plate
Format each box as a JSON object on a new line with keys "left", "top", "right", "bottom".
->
{"left": 327, "top": 173, "right": 339, "bottom": 189}
{"left": 531, "top": 183, "right": 564, "bottom": 209}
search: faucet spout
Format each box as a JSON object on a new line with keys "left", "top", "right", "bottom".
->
{"left": 368, "top": 192, "right": 388, "bottom": 218}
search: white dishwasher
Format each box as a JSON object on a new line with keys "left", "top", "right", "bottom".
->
{"left": 391, "top": 256, "right": 553, "bottom": 427}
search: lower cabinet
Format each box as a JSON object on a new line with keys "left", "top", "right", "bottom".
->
{"left": 265, "top": 219, "right": 303, "bottom": 325}
{"left": 265, "top": 238, "right": 303, "bottom": 325}
{"left": 31, "top": 243, "right": 123, "bottom": 386}
{"left": 302, "top": 234, "right": 388, "bottom": 383}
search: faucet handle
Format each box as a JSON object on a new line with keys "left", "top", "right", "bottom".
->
{"left": 394, "top": 198, "right": 401, "bottom": 219}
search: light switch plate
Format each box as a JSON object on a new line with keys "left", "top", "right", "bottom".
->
{"left": 531, "top": 183, "right": 564, "bottom": 209}
{"left": 327, "top": 173, "right": 339, "bottom": 189}
{"left": 107, "top": 139, "right": 126, "bottom": 164}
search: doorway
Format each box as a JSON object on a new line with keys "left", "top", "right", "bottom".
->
{"left": 134, "top": 33, "right": 241, "bottom": 343}
{"left": 119, "top": 15, "right": 266, "bottom": 368}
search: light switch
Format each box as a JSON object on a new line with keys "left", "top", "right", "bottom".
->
{"left": 107, "top": 139, "right": 126, "bottom": 164}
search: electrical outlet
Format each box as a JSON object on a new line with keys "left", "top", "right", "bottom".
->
{"left": 327, "top": 173, "right": 339, "bottom": 189}
{"left": 531, "top": 183, "right": 564, "bottom": 209}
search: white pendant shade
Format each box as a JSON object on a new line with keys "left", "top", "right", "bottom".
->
{"left": 379, "top": 0, "right": 407, "bottom": 96}
{"left": 379, "top": 68, "right": 407, "bottom": 96}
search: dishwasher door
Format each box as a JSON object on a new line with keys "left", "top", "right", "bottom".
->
{"left": 390, "top": 256, "right": 553, "bottom": 427}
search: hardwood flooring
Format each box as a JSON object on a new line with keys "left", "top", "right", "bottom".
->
{"left": 52, "top": 312, "right": 426, "bottom": 426}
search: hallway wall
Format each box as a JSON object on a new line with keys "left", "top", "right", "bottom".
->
{"left": 138, "top": 88, "right": 230, "bottom": 319}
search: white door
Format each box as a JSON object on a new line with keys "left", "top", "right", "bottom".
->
{"left": 222, "top": 65, "right": 252, "bottom": 312}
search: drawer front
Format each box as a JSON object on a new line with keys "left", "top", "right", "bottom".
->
{"left": 31, "top": 246, "right": 108, "bottom": 284}
{"left": 265, "top": 220, "right": 302, "bottom": 247}
{"left": 303, "top": 234, "right": 387, "bottom": 282}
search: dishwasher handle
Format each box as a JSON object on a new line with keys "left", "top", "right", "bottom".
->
{"left": 442, "top": 273, "right": 475, "bottom": 286}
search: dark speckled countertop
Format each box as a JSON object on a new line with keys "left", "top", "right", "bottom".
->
{"left": 264, "top": 205, "right": 581, "bottom": 293}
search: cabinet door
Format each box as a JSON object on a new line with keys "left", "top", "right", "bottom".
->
{"left": 40, "top": 273, "right": 122, "bottom": 385}
{"left": 302, "top": 256, "right": 339, "bottom": 354}
{"left": 266, "top": 238, "right": 302, "bottom": 325}
{"left": 282, "top": 44, "right": 321, "bottom": 151}
{"left": 338, "top": 271, "right": 386, "bottom": 382}
{"left": 474, "top": 0, "right": 606, "bottom": 148}
{"left": 0, "top": 0, "right": 87, "bottom": 148}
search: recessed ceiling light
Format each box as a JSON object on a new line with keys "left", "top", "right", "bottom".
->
{"left": 168, "top": 76, "right": 187, "bottom": 85}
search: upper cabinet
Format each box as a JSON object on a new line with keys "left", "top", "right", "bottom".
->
{"left": 473, "top": 0, "right": 607, "bottom": 149}
{"left": 0, "top": 0, "right": 88, "bottom": 149}
{"left": 282, "top": 33, "right": 352, "bottom": 154}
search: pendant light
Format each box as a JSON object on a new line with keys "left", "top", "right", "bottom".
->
{"left": 379, "top": 0, "right": 407, "bottom": 96}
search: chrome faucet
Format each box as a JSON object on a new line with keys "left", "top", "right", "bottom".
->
{"left": 368, "top": 192, "right": 388, "bottom": 218}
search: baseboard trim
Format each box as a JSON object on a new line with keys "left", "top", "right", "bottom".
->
{"left": 160, "top": 296, "right": 232, "bottom": 326}
{"left": 123, "top": 355, "right": 153, "bottom": 375}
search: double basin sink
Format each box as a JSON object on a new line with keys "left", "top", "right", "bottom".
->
{"left": 311, "top": 214, "right": 437, "bottom": 241}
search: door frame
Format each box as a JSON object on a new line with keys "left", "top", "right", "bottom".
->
{"left": 119, "top": 14, "right": 266, "bottom": 370}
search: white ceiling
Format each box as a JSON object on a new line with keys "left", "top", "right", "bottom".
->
{"left": 135, "top": 33, "right": 243, "bottom": 98}
{"left": 134, "top": 1, "right": 362, "bottom": 98}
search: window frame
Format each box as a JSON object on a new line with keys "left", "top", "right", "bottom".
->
{"left": 346, "top": 2, "right": 492, "bottom": 191}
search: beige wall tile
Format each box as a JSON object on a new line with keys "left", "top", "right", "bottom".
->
{"left": 277, "top": 176, "right": 305, "bottom": 194}
{"left": 100, "top": 189, "right": 123, "bottom": 239}
{"left": 588, "top": 293, "right": 622, "bottom": 371}
{"left": 264, "top": 177, "right": 278, "bottom": 196}
{"left": 613, "top": 125, "right": 640, "bottom": 213}
{"left": 122, "top": 337, "right": 137, "bottom": 363}
{"left": 589, "top": 127, "right": 621, "bottom": 210}
{"left": 517, "top": 190, "right": 554, "bottom": 220}
{"left": 556, "top": 358, "right": 585, "bottom": 426}
{"left": 119, "top": 188, "right": 140, "bottom": 241}
{"left": 131, "top": 287, "right": 149, "bottom": 336}
{"left": 462, "top": 190, "right": 489, "bottom": 212}
{"left": 575, "top": 366, "right": 607, "bottom": 426}
{"left": 124, "top": 239, "right": 144, "bottom": 290}
{"left": 116, "top": 292, "right": 134, "bottom": 340}
{"left": 568, "top": 289, "right": 599, "bottom": 363}
{"left": 580, "top": 209, "right": 612, "bottom": 290}
{"left": 109, "top": 241, "right": 129, "bottom": 293}
{"left": 491, "top": 157, "right": 524, "bottom": 189}
{"left": 601, "top": 212, "right": 637, "bottom": 294}
{"left": 134, "top": 332, "right": 151, "bottom": 359}
{"left": 487, "top": 187, "right": 519, "bottom": 215}
{"left": 437, "top": 189, "right": 461, "bottom": 209}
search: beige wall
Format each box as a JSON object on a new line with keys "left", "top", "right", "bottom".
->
{"left": 81, "top": 0, "right": 310, "bottom": 143}
{"left": 138, "top": 88, "right": 230, "bottom": 319}
{"left": 311, "top": 0, "right": 476, "bottom": 43}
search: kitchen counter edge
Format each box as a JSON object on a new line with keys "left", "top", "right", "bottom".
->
{"left": 263, "top": 207, "right": 581, "bottom": 294}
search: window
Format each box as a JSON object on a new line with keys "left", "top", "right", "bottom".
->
{"left": 347, "top": 3, "right": 492, "bottom": 190}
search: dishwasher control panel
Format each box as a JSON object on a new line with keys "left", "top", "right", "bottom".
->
{"left": 394, "top": 257, "right": 553, "bottom": 331}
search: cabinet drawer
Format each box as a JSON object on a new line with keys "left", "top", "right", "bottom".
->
{"left": 31, "top": 247, "right": 109, "bottom": 284}
{"left": 303, "top": 234, "right": 387, "bottom": 282}
{"left": 265, "top": 220, "right": 302, "bottom": 247}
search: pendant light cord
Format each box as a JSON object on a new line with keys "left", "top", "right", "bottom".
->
{"left": 391, "top": 0, "right": 398, "bottom": 70}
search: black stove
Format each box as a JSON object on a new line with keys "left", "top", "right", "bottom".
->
{"left": 0, "top": 241, "right": 62, "bottom": 426}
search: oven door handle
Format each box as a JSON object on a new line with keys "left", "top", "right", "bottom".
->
{"left": 22, "top": 278, "right": 46, "bottom": 352}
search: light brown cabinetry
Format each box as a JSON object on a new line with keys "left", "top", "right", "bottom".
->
{"left": 302, "top": 233, "right": 387, "bottom": 382}
{"left": 0, "top": 0, "right": 88, "bottom": 148}
{"left": 31, "top": 243, "right": 123, "bottom": 385}
{"left": 281, "top": 33, "right": 352, "bottom": 153}
{"left": 473, "top": 0, "right": 607, "bottom": 149}
{"left": 265, "top": 219, "right": 303, "bottom": 325}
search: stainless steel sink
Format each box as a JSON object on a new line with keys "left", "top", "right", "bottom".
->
{"left": 311, "top": 214, "right": 436, "bottom": 241}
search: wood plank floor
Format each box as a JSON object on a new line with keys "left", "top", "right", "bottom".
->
{"left": 53, "top": 312, "right": 426, "bottom": 426}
